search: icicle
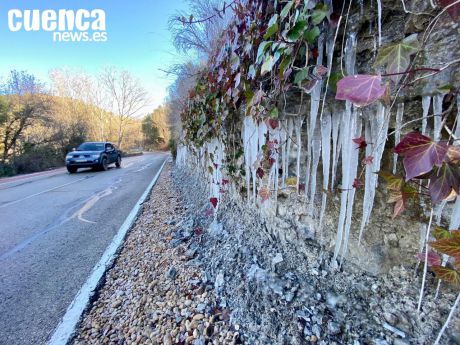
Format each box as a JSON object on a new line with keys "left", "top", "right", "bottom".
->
{"left": 331, "top": 111, "right": 342, "bottom": 189}
{"left": 243, "top": 116, "right": 259, "bottom": 202}
{"left": 433, "top": 94, "right": 444, "bottom": 141}
{"left": 285, "top": 118, "right": 294, "bottom": 181}
{"left": 332, "top": 32, "right": 358, "bottom": 266}
{"left": 421, "top": 96, "right": 431, "bottom": 135}
{"left": 333, "top": 102, "right": 352, "bottom": 265}
{"left": 434, "top": 200, "right": 447, "bottom": 225}
{"left": 309, "top": 125, "right": 321, "bottom": 208}
{"left": 454, "top": 94, "right": 460, "bottom": 144}
{"left": 418, "top": 209, "right": 434, "bottom": 312}
{"left": 280, "top": 119, "right": 288, "bottom": 188}
{"left": 393, "top": 103, "right": 404, "bottom": 174}
{"left": 359, "top": 104, "right": 390, "bottom": 243}
{"left": 208, "top": 138, "right": 225, "bottom": 207}
{"left": 305, "top": 34, "right": 325, "bottom": 199}
{"left": 319, "top": 111, "right": 332, "bottom": 230}
{"left": 450, "top": 197, "right": 460, "bottom": 230}
{"left": 340, "top": 111, "right": 362, "bottom": 265}
{"left": 376, "top": 0, "right": 382, "bottom": 46}
{"left": 295, "top": 116, "right": 304, "bottom": 191}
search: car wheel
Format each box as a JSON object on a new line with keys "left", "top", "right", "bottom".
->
{"left": 115, "top": 156, "right": 121, "bottom": 168}
{"left": 100, "top": 157, "right": 108, "bottom": 171}
{"left": 67, "top": 166, "right": 77, "bottom": 174}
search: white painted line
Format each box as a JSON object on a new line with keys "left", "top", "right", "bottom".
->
{"left": 46, "top": 157, "right": 168, "bottom": 345}
{"left": 0, "top": 177, "right": 91, "bottom": 209}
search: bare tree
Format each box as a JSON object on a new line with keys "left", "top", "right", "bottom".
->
{"left": 168, "top": 0, "right": 232, "bottom": 58}
{"left": 99, "top": 67, "right": 148, "bottom": 148}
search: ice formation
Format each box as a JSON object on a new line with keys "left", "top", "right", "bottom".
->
{"left": 421, "top": 96, "right": 431, "bottom": 135}
{"left": 359, "top": 104, "right": 390, "bottom": 243}
{"left": 393, "top": 103, "right": 404, "bottom": 174}
{"left": 433, "top": 94, "right": 444, "bottom": 141}
{"left": 319, "top": 111, "right": 332, "bottom": 230}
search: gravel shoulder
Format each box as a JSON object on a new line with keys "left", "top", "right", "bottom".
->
{"left": 72, "top": 163, "right": 240, "bottom": 345}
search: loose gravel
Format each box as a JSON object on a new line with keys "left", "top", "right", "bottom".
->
{"left": 72, "top": 164, "right": 241, "bottom": 345}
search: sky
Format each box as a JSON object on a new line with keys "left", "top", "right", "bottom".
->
{"left": 0, "top": 0, "right": 193, "bottom": 114}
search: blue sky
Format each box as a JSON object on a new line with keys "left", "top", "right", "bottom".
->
{"left": 0, "top": 0, "right": 192, "bottom": 112}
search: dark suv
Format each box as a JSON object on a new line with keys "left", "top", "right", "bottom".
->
{"left": 65, "top": 142, "right": 121, "bottom": 173}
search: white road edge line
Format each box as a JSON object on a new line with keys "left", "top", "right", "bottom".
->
{"left": 46, "top": 157, "right": 168, "bottom": 345}
{"left": 0, "top": 177, "right": 91, "bottom": 209}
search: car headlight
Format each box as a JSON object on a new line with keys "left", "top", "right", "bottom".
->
{"left": 65, "top": 154, "right": 73, "bottom": 160}
{"left": 91, "top": 154, "right": 101, "bottom": 158}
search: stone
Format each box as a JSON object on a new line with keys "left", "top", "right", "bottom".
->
{"left": 327, "top": 321, "right": 342, "bottom": 335}
{"left": 166, "top": 266, "right": 178, "bottom": 280}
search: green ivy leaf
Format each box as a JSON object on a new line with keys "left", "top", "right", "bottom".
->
{"left": 248, "top": 64, "right": 256, "bottom": 80}
{"left": 264, "top": 23, "right": 279, "bottom": 39}
{"left": 311, "top": 3, "right": 329, "bottom": 25}
{"left": 431, "top": 266, "right": 460, "bottom": 287}
{"left": 261, "top": 55, "right": 275, "bottom": 76}
{"left": 304, "top": 26, "right": 320, "bottom": 43}
{"left": 287, "top": 20, "right": 307, "bottom": 41}
{"left": 256, "top": 41, "right": 272, "bottom": 64}
{"left": 294, "top": 68, "right": 309, "bottom": 85}
{"left": 375, "top": 34, "right": 419, "bottom": 83}
{"left": 280, "top": 0, "right": 294, "bottom": 19}
{"left": 328, "top": 72, "right": 342, "bottom": 92}
{"left": 269, "top": 107, "right": 279, "bottom": 119}
{"left": 433, "top": 226, "right": 453, "bottom": 240}
{"left": 279, "top": 56, "right": 292, "bottom": 77}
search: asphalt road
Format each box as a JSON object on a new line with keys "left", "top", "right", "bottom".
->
{"left": 0, "top": 152, "right": 168, "bottom": 345}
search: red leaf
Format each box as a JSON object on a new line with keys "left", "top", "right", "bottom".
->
{"left": 311, "top": 48, "right": 319, "bottom": 58}
{"left": 194, "top": 226, "right": 204, "bottom": 235}
{"left": 335, "top": 75, "right": 387, "bottom": 107}
{"left": 353, "top": 178, "right": 364, "bottom": 189}
{"left": 394, "top": 131, "right": 448, "bottom": 180}
{"left": 416, "top": 251, "right": 442, "bottom": 266}
{"left": 256, "top": 167, "right": 265, "bottom": 179}
{"left": 268, "top": 118, "right": 279, "bottom": 129}
{"left": 362, "top": 156, "right": 374, "bottom": 165}
{"left": 210, "top": 197, "right": 218, "bottom": 208}
{"left": 222, "top": 179, "right": 229, "bottom": 185}
{"left": 439, "top": 0, "right": 460, "bottom": 21}
{"left": 428, "top": 163, "right": 460, "bottom": 203}
{"left": 353, "top": 136, "right": 367, "bottom": 150}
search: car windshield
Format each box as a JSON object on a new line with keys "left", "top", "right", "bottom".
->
{"left": 77, "top": 143, "right": 105, "bottom": 151}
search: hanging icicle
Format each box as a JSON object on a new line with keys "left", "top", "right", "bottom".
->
{"left": 319, "top": 111, "right": 332, "bottom": 231}
{"left": 393, "top": 103, "right": 404, "bottom": 174}
{"left": 331, "top": 110, "right": 343, "bottom": 189}
{"left": 421, "top": 96, "right": 431, "bottom": 135}
{"left": 285, "top": 118, "right": 294, "bottom": 183}
{"left": 332, "top": 32, "right": 358, "bottom": 266}
{"left": 454, "top": 94, "right": 460, "bottom": 142}
{"left": 433, "top": 94, "right": 444, "bottom": 141}
{"left": 359, "top": 104, "right": 390, "bottom": 243}
{"left": 309, "top": 125, "right": 322, "bottom": 209}
{"left": 243, "top": 116, "right": 259, "bottom": 202}
{"left": 376, "top": 0, "right": 383, "bottom": 46}
{"left": 305, "top": 33, "right": 325, "bottom": 199}
{"left": 295, "top": 116, "right": 304, "bottom": 191}
{"left": 280, "top": 119, "right": 288, "bottom": 188}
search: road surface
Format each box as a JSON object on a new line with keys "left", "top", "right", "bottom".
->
{"left": 0, "top": 152, "right": 168, "bottom": 345}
